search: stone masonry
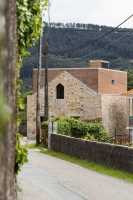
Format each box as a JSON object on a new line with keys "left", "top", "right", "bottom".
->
{"left": 27, "top": 62, "right": 128, "bottom": 139}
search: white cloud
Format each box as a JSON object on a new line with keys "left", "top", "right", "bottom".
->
{"left": 49, "top": 0, "right": 133, "bottom": 27}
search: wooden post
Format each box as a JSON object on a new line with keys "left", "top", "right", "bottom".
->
{"left": 36, "top": 17, "right": 43, "bottom": 145}
{"left": 41, "top": 42, "right": 49, "bottom": 145}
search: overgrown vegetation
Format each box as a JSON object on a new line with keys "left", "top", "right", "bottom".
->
{"left": 16, "top": 0, "right": 48, "bottom": 172}
{"left": 15, "top": 133, "right": 28, "bottom": 174}
{"left": 57, "top": 117, "right": 111, "bottom": 143}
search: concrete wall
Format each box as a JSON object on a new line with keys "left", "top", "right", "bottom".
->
{"left": 101, "top": 95, "right": 128, "bottom": 135}
{"left": 51, "top": 134, "right": 133, "bottom": 173}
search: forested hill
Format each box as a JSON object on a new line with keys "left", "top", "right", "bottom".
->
{"left": 22, "top": 23, "right": 133, "bottom": 90}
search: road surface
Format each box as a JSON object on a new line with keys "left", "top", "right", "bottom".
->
{"left": 18, "top": 149, "right": 133, "bottom": 200}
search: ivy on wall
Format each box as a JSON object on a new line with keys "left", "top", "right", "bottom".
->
{"left": 17, "top": 0, "right": 48, "bottom": 63}
{"left": 16, "top": 0, "right": 48, "bottom": 122}
{"left": 15, "top": 0, "right": 48, "bottom": 172}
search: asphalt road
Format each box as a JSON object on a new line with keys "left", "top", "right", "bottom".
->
{"left": 18, "top": 149, "right": 133, "bottom": 200}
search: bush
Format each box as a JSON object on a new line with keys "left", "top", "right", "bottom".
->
{"left": 41, "top": 121, "right": 49, "bottom": 145}
{"left": 57, "top": 117, "right": 111, "bottom": 143}
{"left": 15, "top": 133, "right": 28, "bottom": 174}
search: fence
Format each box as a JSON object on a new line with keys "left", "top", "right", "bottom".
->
{"left": 113, "top": 133, "right": 132, "bottom": 145}
{"left": 50, "top": 134, "right": 133, "bottom": 173}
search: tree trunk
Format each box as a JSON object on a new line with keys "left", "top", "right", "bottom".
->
{"left": 0, "top": 0, "right": 16, "bottom": 199}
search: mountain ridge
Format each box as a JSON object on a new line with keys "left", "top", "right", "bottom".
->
{"left": 21, "top": 23, "right": 133, "bottom": 91}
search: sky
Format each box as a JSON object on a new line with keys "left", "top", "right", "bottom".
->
{"left": 49, "top": 0, "right": 133, "bottom": 28}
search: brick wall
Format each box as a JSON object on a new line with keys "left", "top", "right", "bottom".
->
{"left": 98, "top": 69, "right": 127, "bottom": 94}
{"left": 32, "top": 68, "right": 99, "bottom": 93}
{"left": 32, "top": 68, "right": 127, "bottom": 95}
{"left": 51, "top": 134, "right": 133, "bottom": 173}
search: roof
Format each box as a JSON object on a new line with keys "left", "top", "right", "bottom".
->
{"left": 33, "top": 67, "right": 126, "bottom": 74}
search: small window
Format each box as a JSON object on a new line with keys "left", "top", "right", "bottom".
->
{"left": 56, "top": 84, "right": 64, "bottom": 99}
{"left": 112, "top": 80, "right": 116, "bottom": 85}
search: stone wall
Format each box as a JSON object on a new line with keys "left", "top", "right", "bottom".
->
{"left": 27, "top": 71, "right": 102, "bottom": 139}
{"left": 27, "top": 71, "right": 128, "bottom": 139}
{"left": 48, "top": 71, "right": 102, "bottom": 120}
{"left": 51, "top": 134, "right": 133, "bottom": 173}
{"left": 101, "top": 95, "right": 128, "bottom": 135}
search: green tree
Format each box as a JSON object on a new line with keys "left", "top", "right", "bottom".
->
{"left": 0, "top": 1, "right": 48, "bottom": 199}
{"left": 17, "top": 0, "right": 48, "bottom": 145}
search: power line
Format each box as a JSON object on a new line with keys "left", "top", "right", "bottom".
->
{"left": 91, "top": 14, "right": 133, "bottom": 43}
{"left": 51, "top": 14, "right": 133, "bottom": 56}
{"left": 36, "top": 2, "right": 45, "bottom": 144}
{"left": 81, "top": 14, "right": 133, "bottom": 59}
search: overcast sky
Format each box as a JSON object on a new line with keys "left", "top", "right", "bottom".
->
{"left": 50, "top": 0, "right": 133, "bottom": 28}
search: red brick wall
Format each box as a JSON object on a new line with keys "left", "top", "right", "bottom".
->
{"left": 32, "top": 68, "right": 99, "bottom": 93}
{"left": 32, "top": 68, "right": 127, "bottom": 95}
{"left": 98, "top": 69, "right": 127, "bottom": 94}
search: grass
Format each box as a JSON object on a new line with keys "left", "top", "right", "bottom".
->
{"left": 27, "top": 144, "right": 133, "bottom": 184}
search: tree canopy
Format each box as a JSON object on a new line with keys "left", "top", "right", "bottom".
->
{"left": 17, "top": 0, "right": 48, "bottom": 64}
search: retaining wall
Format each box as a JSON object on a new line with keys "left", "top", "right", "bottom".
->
{"left": 51, "top": 134, "right": 133, "bottom": 173}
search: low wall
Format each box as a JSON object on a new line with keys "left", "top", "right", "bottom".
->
{"left": 51, "top": 134, "right": 133, "bottom": 173}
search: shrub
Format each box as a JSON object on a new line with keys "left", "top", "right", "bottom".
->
{"left": 15, "top": 133, "right": 28, "bottom": 174}
{"left": 57, "top": 117, "right": 111, "bottom": 143}
{"left": 58, "top": 118, "right": 71, "bottom": 136}
{"left": 41, "top": 121, "right": 48, "bottom": 145}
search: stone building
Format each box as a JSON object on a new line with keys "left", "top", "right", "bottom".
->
{"left": 128, "top": 89, "right": 133, "bottom": 117}
{"left": 27, "top": 60, "right": 128, "bottom": 139}
{"left": 127, "top": 89, "right": 133, "bottom": 140}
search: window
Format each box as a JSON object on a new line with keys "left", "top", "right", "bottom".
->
{"left": 56, "top": 84, "right": 64, "bottom": 99}
{"left": 112, "top": 80, "right": 116, "bottom": 85}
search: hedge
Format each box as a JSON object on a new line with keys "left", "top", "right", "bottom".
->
{"left": 57, "top": 117, "right": 112, "bottom": 143}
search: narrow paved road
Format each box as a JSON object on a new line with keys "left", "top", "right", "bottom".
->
{"left": 18, "top": 150, "right": 133, "bottom": 200}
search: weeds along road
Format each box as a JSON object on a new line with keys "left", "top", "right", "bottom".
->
{"left": 18, "top": 149, "right": 133, "bottom": 200}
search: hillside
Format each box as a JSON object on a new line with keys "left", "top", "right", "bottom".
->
{"left": 21, "top": 23, "right": 133, "bottom": 91}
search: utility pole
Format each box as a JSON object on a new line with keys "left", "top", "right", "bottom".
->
{"left": 36, "top": 17, "right": 43, "bottom": 145}
{"left": 41, "top": 0, "right": 50, "bottom": 145}
{"left": 44, "top": 41, "right": 49, "bottom": 121}
{"left": 41, "top": 36, "right": 49, "bottom": 145}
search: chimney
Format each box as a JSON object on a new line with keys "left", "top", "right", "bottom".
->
{"left": 89, "top": 60, "right": 110, "bottom": 69}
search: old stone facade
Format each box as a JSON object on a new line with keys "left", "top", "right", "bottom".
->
{"left": 127, "top": 90, "right": 133, "bottom": 140}
{"left": 27, "top": 60, "right": 128, "bottom": 139}
{"left": 128, "top": 89, "right": 133, "bottom": 117}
